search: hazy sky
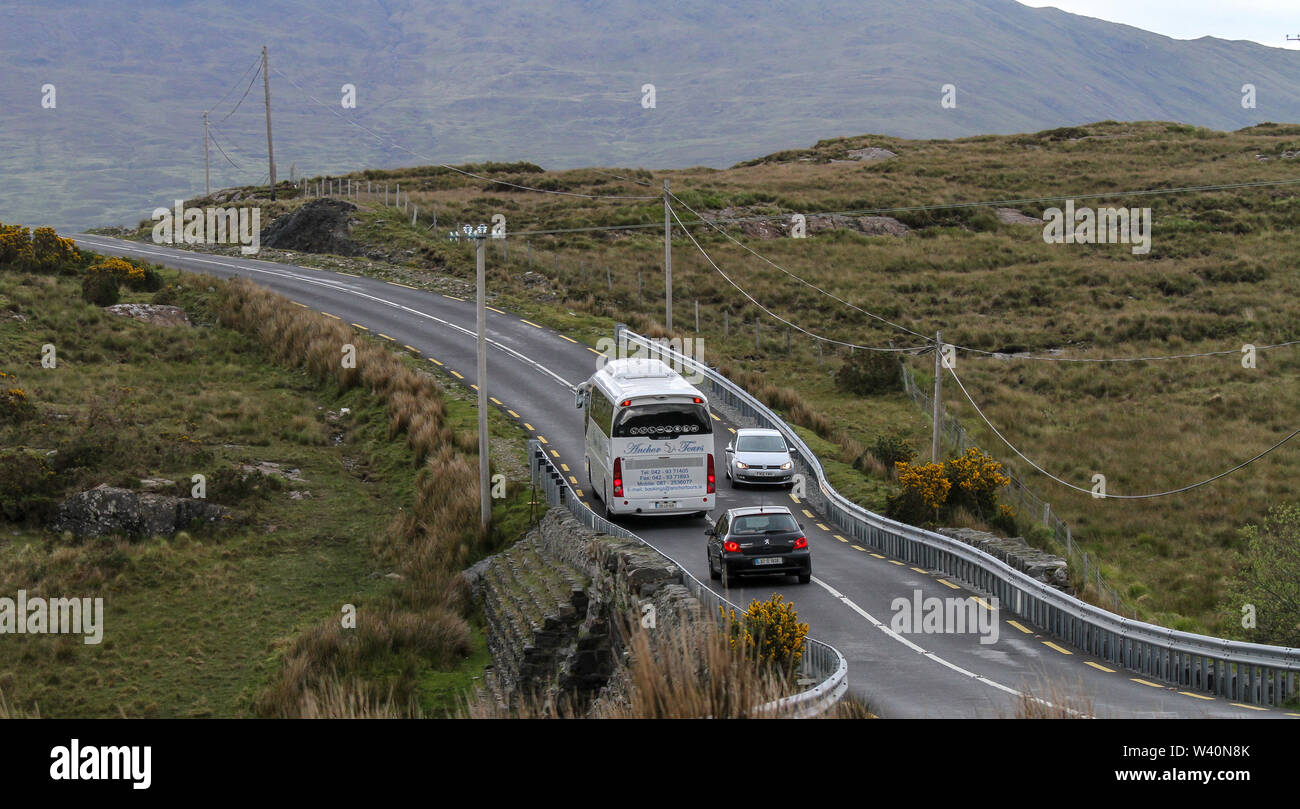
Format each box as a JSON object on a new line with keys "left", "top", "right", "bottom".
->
{"left": 1018, "top": 1, "right": 1300, "bottom": 48}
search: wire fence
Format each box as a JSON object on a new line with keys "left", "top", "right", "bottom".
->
{"left": 898, "top": 359, "right": 1136, "bottom": 617}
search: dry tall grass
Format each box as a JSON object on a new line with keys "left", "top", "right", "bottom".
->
{"left": 213, "top": 278, "right": 485, "bottom": 717}
{"left": 0, "top": 688, "right": 39, "bottom": 719}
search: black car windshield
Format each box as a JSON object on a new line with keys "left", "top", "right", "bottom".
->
{"left": 735, "top": 434, "right": 787, "bottom": 453}
{"left": 730, "top": 513, "right": 799, "bottom": 534}
{"left": 613, "top": 403, "right": 712, "bottom": 438}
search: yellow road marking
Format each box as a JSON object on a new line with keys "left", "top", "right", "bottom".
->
{"left": 291, "top": 301, "right": 308, "bottom": 308}
{"left": 972, "top": 597, "right": 993, "bottom": 610}
{"left": 469, "top": 384, "right": 478, "bottom": 391}
{"left": 524, "top": 423, "right": 535, "bottom": 431}
{"left": 537, "top": 436, "right": 548, "bottom": 444}
{"left": 490, "top": 397, "right": 503, "bottom": 405}
{"left": 388, "top": 281, "right": 417, "bottom": 289}
{"left": 377, "top": 333, "right": 395, "bottom": 341}
{"left": 816, "top": 523, "right": 830, "bottom": 531}
{"left": 550, "top": 450, "right": 560, "bottom": 458}
{"left": 575, "top": 490, "right": 584, "bottom": 497}
{"left": 587, "top": 347, "right": 603, "bottom": 355}
{"left": 833, "top": 535, "right": 848, "bottom": 542}
{"left": 569, "top": 476, "right": 578, "bottom": 484}
{"left": 443, "top": 294, "right": 465, "bottom": 301}
{"left": 1085, "top": 662, "right": 1116, "bottom": 673}
{"left": 889, "top": 560, "right": 904, "bottom": 566}
{"left": 508, "top": 410, "right": 520, "bottom": 418}
{"left": 911, "top": 567, "right": 927, "bottom": 574}
{"left": 521, "top": 319, "right": 542, "bottom": 329}
{"left": 711, "top": 413, "right": 721, "bottom": 421}
{"left": 404, "top": 345, "right": 419, "bottom": 353}
{"left": 1287, "top": 713, "right": 1300, "bottom": 717}
{"left": 336, "top": 271, "right": 358, "bottom": 277}
{"left": 789, "top": 494, "right": 800, "bottom": 503}
{"left": 801, "top": 509, "right": 814, "bottom": 518}
{"left": 870, "top": 553, "right": 885, "bottom": 559}
{"left": 1231, "top": 703, "right": 1268, "bottom": 712}
{"left": 449, "top": 371, "right": 464, "bottom": 379}
{"left": 851, "top": 545, "right": 866, "bottom": 552}
{"left": 1179, "top": 691, "right": 1214, "bottom": 701}
{"left": 937, "top": 578, "right": 961, "bottom": 589}
{"left": 559, "top": 335, "right": 578, "bottom": 344}
{"left": 1042, "top": 641, "right": 1073, "bottom": 655}
{"left": 428, "top": 358, "right": 443, "bottom": 366}
{"left": 486, "top": 306, "right": 505, "bottom": 314}
{"left": 561, "top": 464, "right": 570, "bottom": 472}
{"left": 321, "top": 312, "right": 340, "bottom": 320}
{"left": 351, "top": 323, "right": 369, "bottom": 330}
{"left": 1132, "top": 679, "right": 1163, "bottom": 688}
{"left": 727, "top": 428, "right": 736, "bottom": 434}
{"left": 1007, "top": 620, "right": 1032, "bottom": 634}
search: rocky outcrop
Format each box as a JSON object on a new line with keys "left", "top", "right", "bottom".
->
{"left": 935, "top": 527, "right": 1070, "bottom": 591}
{"left": 260, "top": 199, "right": 362, "bottom": 256}
{"left": 104, "top": 304, "right": 191, "bottom": 327}
{"left": 464, "top": 509, "right": 702, "bottom": 714}
{"left": 50, "top": 484, "right": 232, "bottom": 539}
{"left": 994, "top": 207, "right": 1043, "bottom": 225}
{"left": 845, "top": 147, "right": 897, "bottom": 162}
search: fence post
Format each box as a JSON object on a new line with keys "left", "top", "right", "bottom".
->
{"left": 695, "top": 300, "right": 700, "bottom": 333}
{"left": 724, "top": 309, "right": 729, "bottom": 338}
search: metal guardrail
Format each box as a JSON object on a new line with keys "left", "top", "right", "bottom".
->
{"left": 525, "top": 439, "right": 849, "bottom": 718}
{"left": 898, "top": 359, "right": 1134, "bottom": 617}
{"left": 618, "top": 326, "right": 1300, "bottom": 707}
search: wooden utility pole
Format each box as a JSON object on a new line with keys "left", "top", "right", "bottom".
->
{"left": 663, "top": 179, "right": 673, "bottom": 331}
{"left": 262, "top": 46, "right": 277, "bottom": 200}
{"left": 203, "top": 111, "right": 210, "bottom": 197}
{"left": 932, "top": 331, "right": 943, "bottom": 463}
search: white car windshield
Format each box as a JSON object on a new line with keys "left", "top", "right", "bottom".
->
{"left": 736, "top": 435, "right": 787, "bottom": 453}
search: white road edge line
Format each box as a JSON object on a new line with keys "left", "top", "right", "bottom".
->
{"left": 74, "top": 236, "right": 574, "bottom": 389}
{"left": 810, "top": 576, "right": 1090, "bottom": 718}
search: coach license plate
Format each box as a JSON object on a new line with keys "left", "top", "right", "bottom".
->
{"left": 754, "top": 557, "right": 782, "bottom": 566}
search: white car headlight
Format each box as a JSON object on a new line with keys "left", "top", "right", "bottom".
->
{"left": 780, "top": 461, "right": 793, "bottom": 470}
{"left": 735, "top": 461, "right": 749, "bottom": 470}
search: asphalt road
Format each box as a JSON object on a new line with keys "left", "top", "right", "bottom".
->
{"left": 72, "top": 233, "right": 1295, "bottom": 719}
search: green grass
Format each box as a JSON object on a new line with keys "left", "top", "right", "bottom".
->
{"left": 110, "top": 120, "right": 1300, "bottom": 639}
{"left": 0, "top": 266, "right": 542, "bottom": 717}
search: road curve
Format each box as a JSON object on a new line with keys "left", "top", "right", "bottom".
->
{"left": 72, "top": 233, "right": 1293, "bottom": 719}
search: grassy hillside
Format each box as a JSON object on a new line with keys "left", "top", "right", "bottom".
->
{"left": 0, "top": 250, "right": 535, "bottom": 717}
{"left": 128, "top": 119, "right": 1300, "bottom": 638}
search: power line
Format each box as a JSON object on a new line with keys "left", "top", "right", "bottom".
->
{"left": 944, "top": 361, "right": 1300, "bottom": 499}
{"left": 270, "top": 65, "right": 660, "bottom": 201}
{"left": 207, "top": 55, "right": 261, "bottom": 117}
{"left": 206, "top": 127, "right": 242, "bottom": 170}
{"left": 668, "top": 190, "right": 930, "bottom": 340}
{"left": 668, "top": 202, "right": 928, "bottom": 353}
{"left": 217, "top": 60, "right": 263, "bottom": 124}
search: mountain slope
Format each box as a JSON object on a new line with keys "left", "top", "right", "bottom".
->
{"left": 2, "top": 0, "right": 1298, "bottom": 229}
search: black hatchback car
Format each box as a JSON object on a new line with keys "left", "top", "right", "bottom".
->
{"left": 705, "top": 506, "right": 811, "bottom": 584}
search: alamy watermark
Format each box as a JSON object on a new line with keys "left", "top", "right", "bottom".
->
{"left": 1042, "top": 200, "right": 1151, "bottom": 255}
{"left": 596, "top": 334, "right": 707, "bottom": 385}
{"left": 0, "top": 590, "right": 103, "bottom": 645}
{"left": 890, "top": 589, "right": 999, "bottom": 645}
{"left": 151, "top": 200, "right": 261, "bottom": 255}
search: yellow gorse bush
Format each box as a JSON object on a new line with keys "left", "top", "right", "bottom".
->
{"left": 946, "top": 447, "right": 1010, "bottom": 499}
{"left": 87, "top": 256, "right": 145, "bottom": 282}
{"left": 722, "top": 593, "right": 809, "bottom": 669}
{"left": 895, "top": 460, "right": 952, "bottom": 510}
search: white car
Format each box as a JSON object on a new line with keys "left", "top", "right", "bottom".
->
{"left": 724, "top": 428, "right": 796, "bottom": 488}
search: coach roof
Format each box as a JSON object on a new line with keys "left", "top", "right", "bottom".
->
{"left": 592, "top": 358, "right": 705, "bottom": 402}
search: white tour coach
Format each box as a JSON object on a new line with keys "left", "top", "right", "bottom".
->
{"left": 576, "top": 357, "right": 716, "bottom": 518}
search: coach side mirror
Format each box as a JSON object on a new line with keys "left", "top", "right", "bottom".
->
{"left": 574, "top": 388, "right": 585, "bottom": 409}
{"left": 725, "top": 442, "right": 733, "bottom": 452}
